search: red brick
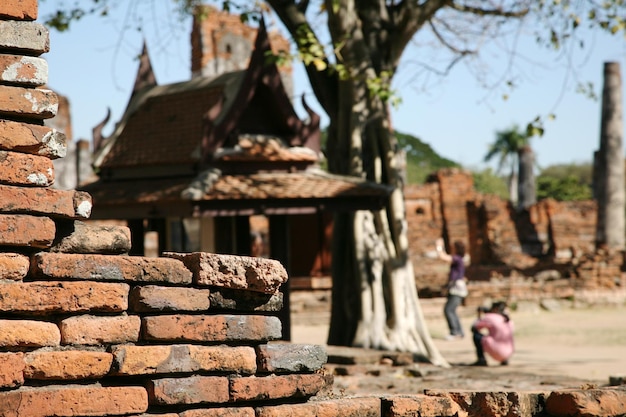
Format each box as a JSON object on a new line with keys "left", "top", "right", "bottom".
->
{"left": 0, "top": 184, "right": 91, "bottom": 218}
{"left": 546, "top": 388, "right": 626, "bottom": 417}
{"left": 229, "top": 374, "right": 328, "bottom": 402}
{"left": 31, "top": 252, "right": 193, "bottom": 284}
{"left": 0, "top": 85, "right": 57, "bottom": 119}
{"left": 256, "top": 397, "right": 381, "bottom": 417}
{"left": 180, "top": 408, "right": 255, "bottom": 417}
{"left": 52, "top": 221, "right": 130, "bottom": 253}
{"left": 166, "top": 252, "right": 287, "bottom": 293}
{"left": 0, "top": 252, "right": 29, "bottom": 280}
{"left": 59, "top": 314, "right": 140, "bottom": 345}
{"left": 256, "top": 343, "right": 327, "bottom": 373}
{"left": 0, "top": 352, "right": 24, "bottom": 388}
{"left": 111, "top": 344, "right": 256, "bottom": 376}
{"left": 0, "top": 385, "right": 148, "bottom": 416}
{"left": 383, "top": 395, "right": 462, "bottom": 417}
{"left": 0, "top": 119, "right": 66, "bottom": 159}
{"left": 149, "top": 375, "right": 229, "bottom": 405}
{"left": 142, "top": 314, "right": 282, "bottom": 342}
{"left": 423, "top": 390, "right": 544, "bottom": 417}
{"left": 130, "top": 285, "right": 211, "bottom": 312}
{"left": 0, "top": 151, "right": 54, "bottom": 186}
{"left": 0, "top": 213, "right": 55, "bottom": 248}
{"left": 0, "top": 21, "right": 49, "bottom": 55}
{"left": 0, "top": 281, "right": 129, "bottom": 314}
{"left": 0, "top": 54, "right": 47, "bottom": 85}
{"left": 24, "top": 350, "right": 112, "bottom": 380}
{"left": 0, "top": 319, "right": 60, "bottom": 348}
{"left": 0, "top": 0, "right": 38, "bottom": 20}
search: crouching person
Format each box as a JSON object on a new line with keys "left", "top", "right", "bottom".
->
{"left": 471, "top": 301, "right": 514, "bottom": 366}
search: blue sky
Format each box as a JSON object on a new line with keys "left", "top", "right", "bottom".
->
{"left": 38, "top": 1, "right": 626, "bottom": 170}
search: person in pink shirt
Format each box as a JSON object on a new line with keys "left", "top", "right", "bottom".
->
{"left": 470, "top": 301, "right": 515, "bottom": 366}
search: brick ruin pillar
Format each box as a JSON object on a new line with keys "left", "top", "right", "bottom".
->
{"left": 595, "top": 61, "right": 625, "bottom": 251}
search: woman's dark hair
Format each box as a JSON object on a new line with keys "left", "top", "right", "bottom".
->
{"left": 453, "top": 240, "right": 466, "bottom": 257}
{"left": 491, "top": 301, "right": 510, "bottom": 322}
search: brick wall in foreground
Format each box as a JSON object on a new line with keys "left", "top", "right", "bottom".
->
{"left": 1, "top": 2, "right": 625, "bottom": 416}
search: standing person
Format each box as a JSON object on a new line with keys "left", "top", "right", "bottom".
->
{"left": 436, "top": 238, "right": 468, "bottom": 340}
{"left": 471, "top": 301, "right": 515, "bottom": 366}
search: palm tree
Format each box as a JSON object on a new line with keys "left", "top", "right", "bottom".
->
{"left": 484, "top": 125, "right": 531, "bottom": 206}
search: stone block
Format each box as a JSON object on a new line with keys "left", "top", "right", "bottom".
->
{"left": 51, "top": 220, "right": 131, "bottom": 254}
{"left": 0, "top": 214, "right": 55, "bottom": 248}
{"left": 0, "top": 185, "right": 91, "bottom": 218}
{"left": 180, "top": 408, "right": 255, "bottom": 417}
{"left": 0, "top": 151, "right": 54, "bottom": 186}
{"left": 0, "top": 21, "right": 49, "bottom": 55}
{"left": 142, "top": 314, "right": 282, "bottom": 343}
{"left": 256, "top": 343, "right": 327, "bottom": 373}
{"left": 545, "top": 387, "right": 626, "bottom": 417}
{"left": 424, "top": 389, "right": 545, "bottom": 417}
{"left": 0, "top": 319, "right": 60, "bottom": 348}
{"left": 0, "top": 119, "right": 66, "bottom": 158}
{"left": 166, "top": 252, "right": 287, "bottom": 294}
{"left": 209, "top": 288, "right": 283, "bottom": 312}
{"left": 148, "top": 375, "right": 230, "bottom": 405}
{"left": 111, "top": 344, "right": 256, "bottom": 376}
{"left": 0, "top": 281, "right": 128, "bottom": 314}
{"left": 0, "top": 385, "right": 148, "bottom": 416}
{"left": 256, "top": 397, "right": 381, "bottom": 417}
{"left": 0, "top": 0, "right": 38, "bottom": 20}
{"left": 0, "top": 352, "right": 24, "bottom": 388}
{"left": 0, "top": 53, "right": 47, "bottom": 85}
{"left": 30, "top": 252, "right": 192, "bottom": 284}
{"left": 0, "top": 252, "right": 30, "bottom": 280}
{"left": 129, "top": 285, "right": 210, "bottom": 312}
{"left": 229, "top": 373, "right": 328, "bottom": 402}
{"left": 24, "top": 350, "right": 113, "bottom": 380}
{"left": 382, "top": 394, "right": 463, "bottom": 417}
{"left": 59, "top": 314, "right": 140, "bottom": 345}
{"left": 0, "top": 85, "right": 57, "bottom": 119}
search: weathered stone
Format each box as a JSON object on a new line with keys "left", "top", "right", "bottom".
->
{"left": 0, "top": 252, "right": 29, "bottom": 280}
{"left": 209, "top": 288, "right": 283, "bottom": 312}
{"left": 256, "top": 397, "right": 381, "bottom": 417}
{"left": 142, "top": 314, "right": 282, "bottom": 343}
{"left": 166, "top": 252, "right": 287, "bottom": 294}
{"left": 0, "top": 0, "right": 38, "bottom": 20}
{"left": 0, "top": 21, "right": 49, "bottom": 55}
{"left": 256, "top": 344, "right": 327, "bottom": 373}
{"left": 148, "top": 375, "right": 229, "bottom": 405}
{"left": 30, "top": 252, "right": 192, "bottom": 284}
{"left": 0, "top": 214, "right": 55, "bottom": 248}
{"left": 0, "top": 54, "right": 47, "bottom": 85}
{"left": 545, "top": 387, "right": 626, "bottom": 417}
{"left": 0, "top": 319, "right": 60, "bottom": 348}
{"left": 0, "top": 120, "right": 66, "bottom": 158}
{"left": 129, "top": 285, "right": 211, "bottom": 312}
{"left": 24, "top": 350, "right": 113, "bottom": 380}
{"left": 0, "top": 352, "right": 24, "bottom": 388}
{"left": 0, "top": 85, "right": 57, "bottom": 119}
{"left": 229, "top": 373, "right": 328, "bottom": 402}
{"left": 111, "top": 344, "right": 256, "bottom": 376}
{"left": 59, "top": 314, "right": 140, "bottom": 345}
{"left": 0, "top": 185, "right": 91, "bottom": 218}
{"left": 51, "top": 220, "right": 131, "bottom": 254}
{"left": 0, "top": 281, "right": 128, "bottom": 314}
{"left": 424, "top": 389, "right": 545, "bottom": 417}
{"left": 0, "top": 151, "right": 54, "bottom": 186}
{"left": 382, "top": 395, "right": 463, "bottom": 417}
{"left": 0, "top": 385, "right": 148, "bottom": 416}
{"left": 180, "top": 408, "right": 255, "bottom": 417}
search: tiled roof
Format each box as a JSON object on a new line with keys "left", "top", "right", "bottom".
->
{"left": 82, "top": 170, "right": 392, "bottom": 217}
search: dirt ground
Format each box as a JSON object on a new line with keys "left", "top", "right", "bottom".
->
{"left": 291, "top": 297, "right": 626, "bottom": 395}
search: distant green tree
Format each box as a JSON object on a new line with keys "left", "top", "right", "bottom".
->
{"left": 537, "top": 162, "right": 593, "bottom": 201}
{"left": 472, "top": 168, "right": 509, "bottom": 199}
{"left": 395, "top": 131, "right": 459, "bottom": 184}
{"left": 484, "top": 125, "right": 532, "bottom": 205}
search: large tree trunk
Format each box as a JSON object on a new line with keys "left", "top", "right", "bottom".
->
{"left": 517, "top": 145, "right": 536, "bottom": 211}
{"left": 595, "top": 62, "right": 625, "bottom": 250}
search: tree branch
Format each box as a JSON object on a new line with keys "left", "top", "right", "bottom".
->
{"left": 448, "top": 1, "right": 529, "bottom": 18}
